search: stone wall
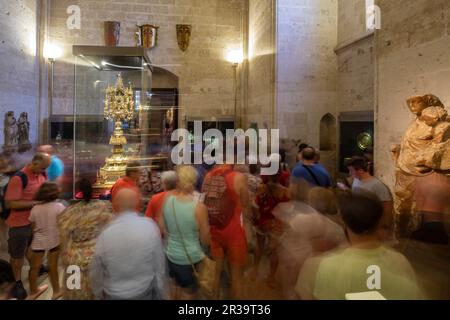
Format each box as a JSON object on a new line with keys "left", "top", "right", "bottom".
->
{"left": 247, "top": 0, "right": 275, "bottom": 130}
{"left": 336, "top": 36, "right": 374, "bottom": 114}
{"left": 338, "top": 0, "right": 367, "bottom": 44}
{"left": 49, "top": 0, "right": 246, "bottom": 129}
{"left": 336, "top": 0, "right": 374, "bottom": 115}
{"left": 276, "top": 0, "right": 338, "bottom": 170}
{"left": 374, "top": 0, "right": 450, "bottom": 188}
{"left": 0, "top": 0, "right": 38, "bottom": 146}
{"left": 334, "top": 0, "right": 375, "bottom": 178}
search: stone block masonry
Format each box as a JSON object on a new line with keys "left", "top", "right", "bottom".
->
{"left": 0, "top": 0, "right": 38, "bottom": 145}
{"left": 49, "top": 0, "right": 247, "bottom": 129}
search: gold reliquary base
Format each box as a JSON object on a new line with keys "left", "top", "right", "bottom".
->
{"left": 94, "top": 120, "right": 129, "bottom": 191}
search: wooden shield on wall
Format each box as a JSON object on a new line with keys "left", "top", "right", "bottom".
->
{"left": 176, "top": 24, "right": 191, "bottom": 52}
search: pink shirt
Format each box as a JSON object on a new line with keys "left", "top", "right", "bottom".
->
{"left": 4, "top": 166, "right": 47, "bottom": 227}
{"left": 29, "top": 201, "right": 66, "bottom": 250}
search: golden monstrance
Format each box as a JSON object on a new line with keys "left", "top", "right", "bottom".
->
{"left": 94, "top": 73, "right": 135, "bottom": 189}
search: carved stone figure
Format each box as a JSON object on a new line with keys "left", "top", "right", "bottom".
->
{"left": 391, "top": 94, "right": 450, "bottom": 235}
{"left": 3, "top": 111, "right": 18, "bottom": 151}
{"left": 176, "top": 24, "right": 191, "bottom": 52}
{"left": 17, "top": 112, "right": 31, "bottom": 152}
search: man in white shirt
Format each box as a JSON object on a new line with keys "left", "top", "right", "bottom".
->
{"left": 90, "top": 188, "right": 168, "bottom": 300}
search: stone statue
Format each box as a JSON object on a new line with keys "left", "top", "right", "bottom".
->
{"left": 3, "top": 111, "right": 18, "bottom": 152}
{"left": 391, "top": 94, "right": 450, "bottom": 235}
{"left": 17, "top": 112, "right": 31, "bottom": 152}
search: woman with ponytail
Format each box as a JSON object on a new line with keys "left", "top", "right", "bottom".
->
{"left": 57, "top": 178, "right": 113, "bottom": 300}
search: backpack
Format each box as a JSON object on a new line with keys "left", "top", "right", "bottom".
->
{"left": 0, "top": 171, "right": 28, "bottom": 221}
{"left": 202, "top": 168, "right": 235, "bottom": 229}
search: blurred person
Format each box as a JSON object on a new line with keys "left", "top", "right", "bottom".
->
{"left": 145, "top": 170, "right": 178, "bottom": 221}
{"left": 346, "top": 157, "right": 394, "bottom": 241}
{"left": 296, "top": 191, "right": 422, "bottom": 300}
{"left": 0, "top": 259, "right": 48, "bottom": 300}
{"left": 58, "top": 178, "right": 114, "bottom": 300}
{"left": 292, "top": 147, "right": 332, "bottom": 188}
{"left": 245, "top": 161, "right": 262, "bottom": 208}
{"left": 312, "top": 148, "right": 331, "bottom": 176}
{"left": 249, "top": 153, "right": 289, "bottom": 187}
{"left": 313, "top": 149, "right": 321, "bottom": 164}
{"left": 308, "top": 187, "right": 338, "bottom": 216}
{"left": 274, "top": 182, "right": 346, "bottom": 299}
{"left": 111, "top": 161, "right": 143, "bottom": 213}
{"left": 308, "top": 187, "right": 344, "bottom": 227}
{"left": 37, "top": 145, "right": 64, "bottom": 185}
{"left": 202, "top": 160, "right": 250, "bottom": 299}
{"left": 411, "top": 173, "right": 450, "bottom": 244}
{"left": 278, "top": 164, "right": 291, "bottom": 188}
{"left": 0, "top": 154, "right": 14, "bottom": 216}
{"left": 150, "top": 170, "right": 164, "bottom": 194}
{"left": 4, "top": 153, "right": 50, "bottom": 299}
{"left": 28, "top": 182, "right": 65, "bottom": 300}
{"left": 194, "top": 163, "right": 208, "bottom": 192}
{"left": 158, "top": 166, "right": 210, "bottom": 300}
{"left": 0, "top": 154, "right": 14, "bottom": 252}
{"left": 90, "top": 189, "right": 168, "bottom": 300}
{"left": 251, "top": 168, "right": 290, "bottom": 288}
{"left": 243, "top": 160, "right": 262, "bottom": 252}
{"left": 278, "top": 148, "right": 291, "bottom": 174}
{"left": 271, "top": 152, "right": 291, "bottom": 188}
{"left": 137, "top": 168, "right": 152, "bottom": 196}
{"left": 296, "top": 143, "right": 310, "bottom": 163}
{"left": 363, "top": 147, "right": 374, "bottom": 176}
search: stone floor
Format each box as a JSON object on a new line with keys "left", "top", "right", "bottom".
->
{"left": 0, "top": 251, "right": 62, "bottom": 300}
{"left": 394, "top": 240, "right": 450, "bottom": 300}
{"left": 0, "top": 221, "right": 61, "bottom": 300}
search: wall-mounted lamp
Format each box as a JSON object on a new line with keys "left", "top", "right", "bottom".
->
{"left": 226, "top": 49, "right": 243, "bottom": 128}
{"left": 43, "top": 43, "right": 63, "bottom": 62}
{"left": 226, "top": 49, "right": 244, "bottom": 65}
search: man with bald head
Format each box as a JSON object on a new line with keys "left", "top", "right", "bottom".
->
{"left": 90, "top": 188, "right": 168, "bottom": 300}
{"left": 4, "top": 153, "right": 50, "bottom": 299}
{"left": 292, "top": 147, "right": 332, "bottom": 188}
{"left": 37, "top": 145, "right": 64, "bottom": 185}
{"left": 111, "top": 161, "right": 143, "bottom": 213}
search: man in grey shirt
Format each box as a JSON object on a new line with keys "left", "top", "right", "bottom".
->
{"left": 347, "top": 157, "right": 394, "bottom": 240}
{"left": 90, "top": 188, "right": 168, "bottom": 300}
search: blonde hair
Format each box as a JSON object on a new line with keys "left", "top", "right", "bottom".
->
{"left": 176, "top": 165, "right": 198, "bottom": 192}
{"left": 308, "top": 187, "right": 338, "bottom": 216}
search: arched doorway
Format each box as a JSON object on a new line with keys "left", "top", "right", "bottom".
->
{"left": 320, "top": 113, "right": 336, "bottom": 151}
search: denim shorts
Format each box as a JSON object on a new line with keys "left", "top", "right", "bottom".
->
{"left": 167, "top": 259, "right": 199, "bottom": 292}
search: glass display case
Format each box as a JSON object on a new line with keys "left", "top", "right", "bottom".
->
{"left": 72, "top": 46, "right": 173, "bottom": 198}
{"left": 186, "top": 117, "right": 235, "bottom": 148}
